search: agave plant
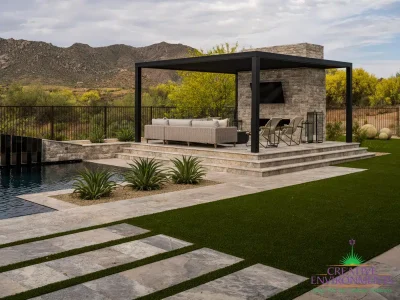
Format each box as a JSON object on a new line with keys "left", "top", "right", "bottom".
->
{"left": 124, "top": 158, "right": 168, "bottom": 191}
{"left": 169, "top": 156, "right": 206, "bottom": 184}
{"left": 116, "top": 128, "right": 135, "bottom": 142}
{"left": 73, "top": 168, "right": 117, "bottom": 200}
{"left": 89, "top": 127, "right": 105, "bottom": 143}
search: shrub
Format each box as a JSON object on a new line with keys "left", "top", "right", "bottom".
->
{"left": 169, "top": 156, "right": 206, "bottom": 184}
{"left": 89, "top": 127, "right": 105, "bottom": 143}
{"left": 353, "top": 121, "right": 368, "bottom": 145}
{"left": 117, "top": 128, "right": 135, "bottom": 142}
{"left": 42, "top": 132, "right": 68, "bottom": 141}
{"left": 379, "top": 128, "right": 392, "bottom": 139}
{"left": 124, "top": 158, "right": 168, "bottom": 191}
{"left": 360, "top": 124, "right": 377, "bottom": 139}
{"left": 326, "top": 122, "right": 343, "bottom": 141}
{"left": 107, "top": 120, "right": 134, "bottom": 137}
{"left": 73, "top": 168, "right": 117, "bottom": 200}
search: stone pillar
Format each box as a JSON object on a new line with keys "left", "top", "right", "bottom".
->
{"left": 237, "top": 43, "right": 326, "bottom": 138}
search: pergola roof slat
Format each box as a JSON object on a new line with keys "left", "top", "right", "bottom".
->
{"left": 136, "top": 51, "right": 351, "bottom": 74}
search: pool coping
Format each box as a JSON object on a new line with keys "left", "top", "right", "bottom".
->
{"left": 18, "top": 190, "right": 78, "bottom": 211}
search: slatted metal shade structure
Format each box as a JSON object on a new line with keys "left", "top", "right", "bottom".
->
{"left": 135, "top": 51, "right": 353, "bottom": 153}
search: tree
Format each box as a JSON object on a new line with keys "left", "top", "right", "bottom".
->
{"left": 79, "top": 90, "right": 100, "bottom": 105}
{"left": 165, "top": 43, "right": 239, "bottom": 117}
{"left": 142, "top": 83, "right": 173, "bottom": 106}
{"left": 370, "top": 76, "right": 400, "bottom": 106}
{"left": 326, "top": 68, "right": 378, "bottom": 107}
{"left": 48, "top": 89, "right": 77, "bottom": 105}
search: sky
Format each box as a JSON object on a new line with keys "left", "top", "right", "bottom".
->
{"left": 1, "top": 0, "right": 400, "bottom": 78}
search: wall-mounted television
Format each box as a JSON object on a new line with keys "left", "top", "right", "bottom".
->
{"left": 250, "top": 81, "right": 285, "bottom": 104}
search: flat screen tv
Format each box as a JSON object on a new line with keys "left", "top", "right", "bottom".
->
{"left": 250, "top": 81, "right": 285, "bottom": 104}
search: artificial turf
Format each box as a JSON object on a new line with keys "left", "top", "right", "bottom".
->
{"left": 126, "top": 139, "right": 400, "bottom": 299}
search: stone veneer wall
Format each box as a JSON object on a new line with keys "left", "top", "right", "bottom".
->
{"left": 238, "top": 43, "right": 326, "bottom": 133}
{"left": 42, "top": 140, "right": 130, "bottom": 162}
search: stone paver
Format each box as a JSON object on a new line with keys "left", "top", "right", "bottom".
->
{"left": 35, "top": 248, "right": 243, "bottom": 300}
{"left": 166, "top": 263, "right": 307, "bottom": 299}
{"left": 6, "top": 264, "right": 69, "bottom": 290}
{"left": 296, "top": 246, "right": 400, "bottom": 300}
{"left": 31, "top": 285, "right": 111, "bottom": 300}
{"left": 0, "top": 235, "right": 191, "bottom": 298}
{"left": 373, "top": 245, "right": 400, "bottom": 269}
{"left": 0, "top": 224, "right": 148, "bottom": 267}
{"left": 0, "top": 274, "right": 27, "bottom": 296}
{"left": 0, "top": 166, "right": 365, "bottom": 245}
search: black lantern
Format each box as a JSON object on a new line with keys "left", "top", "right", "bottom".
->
{"left": 306, "top": 111, "right": 324, "bottom": 143}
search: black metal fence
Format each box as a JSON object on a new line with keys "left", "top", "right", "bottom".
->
{"left": 327, "top": 106, "right": 400, "bottom": 135}
{"left": 0, "top": 106, "right": 235, "bottom": 141}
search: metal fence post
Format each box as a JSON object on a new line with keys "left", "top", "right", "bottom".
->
{"left": 50, "top": 106, "right": 55, "bottom": 140}
{"left": 397, "top": 106, "right": 400, "bottom": 135}
{"left": 104, "top": 106, "right": 107, "bottom": 138}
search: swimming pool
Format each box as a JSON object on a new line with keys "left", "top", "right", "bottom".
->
{"left": 0, "top": 162, "right": 125, "bottom": 220}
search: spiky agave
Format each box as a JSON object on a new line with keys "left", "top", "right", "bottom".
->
{"left": 73, "top": 168, "right": 117, "bottom": 200}
{"left": 124, "top": 158, "right": 168, "bottom": 191}
{"left": 169, "top": 156, "right": 206, "bottom": 184}
{"left": 116, "top": 128, "right": 135, "bottom": 142}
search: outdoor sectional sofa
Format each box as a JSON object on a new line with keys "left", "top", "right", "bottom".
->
{"left": 144, "top": 119, "right": 237, "bottom": 148}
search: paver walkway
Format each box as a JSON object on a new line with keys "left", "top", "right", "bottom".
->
{"left": 0, "top": 224, "right": 147, "bottom": 267}
{"left": 166, "top": 264, "right": 307, "bottom": 299}
{"left": 0, "top": 234, "right": 191, "bottom": 298}
{"left": 0, "top": 165, "right": 365, "bottom": 245}
{"left": 31, "top": 248, "right": 243, "bottom": 300}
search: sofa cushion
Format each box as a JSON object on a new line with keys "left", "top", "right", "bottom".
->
{"left": 152, "top": 119, "right": 169, "bottom": 125}
{"left": 213, "top": 118, "right": 229, "bottom": 128}
{"left": 169, "top": 119, "right": 192, "bottom": 127}
{"left": 192, "top": 120, "right": 219, "bottom": 128}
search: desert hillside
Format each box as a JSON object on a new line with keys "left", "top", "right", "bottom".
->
{"left": 0, "top": 38, "right": 193, "bottom": 88}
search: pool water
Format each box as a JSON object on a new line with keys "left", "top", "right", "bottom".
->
{"left": 0, "top": 162, "right": 125, "bottom": 220}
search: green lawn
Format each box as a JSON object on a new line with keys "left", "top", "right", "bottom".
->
{"left": 127, "top": 139, "right": 400, "bottom": 299}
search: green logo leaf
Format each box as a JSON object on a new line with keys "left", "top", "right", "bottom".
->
{"left": 340, "top": 239, "right": 364, "bottom": 266}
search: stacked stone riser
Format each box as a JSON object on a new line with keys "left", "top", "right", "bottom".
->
{"left": 116, "top": 147, "right": 368, "bottom": 169}
{"left": 115, "top": 143, "right": 374, "bottom": 177}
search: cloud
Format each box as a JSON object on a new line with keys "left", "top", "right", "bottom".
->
{"left": 0, "top": 0, "right": 399, "bottom": 77}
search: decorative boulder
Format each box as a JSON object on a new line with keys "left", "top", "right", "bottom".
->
{"left": 379, "top": 132, "right": 389, "bottom": 140}
{"left": 379, "top": 128, "right": 392, "bottom": 139}
{"left": 361, "top": 124, "right": 377, "bottom": 139}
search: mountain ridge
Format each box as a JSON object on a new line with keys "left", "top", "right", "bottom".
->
{"left": 0, "top": 38, "right": 194, "bottom": 88}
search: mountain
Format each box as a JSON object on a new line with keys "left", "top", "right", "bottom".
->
{"left": 0, "top": 38, "right": 194, "bottom": 88}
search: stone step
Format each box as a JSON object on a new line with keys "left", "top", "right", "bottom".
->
{"left": 0, "top": 224, "right": 148, "bottom": 268}
{"left": 165, "top": 264, "right": 307, "bottom": 300}
{"left": 116, "top": 152, "right": 375, "bottom": 177}
{"left": 116, "top": 147, "right": 368, "bottom": 169}
{"left": 0, "top": 234, "right": 191, "bottom": 298}
{"left": 212, "top": 153, "right": 376, "bottom": 177}
{"left": 31, "top": 248, "right": 243, "bottom": 300}
{"left": 125, "top": 142, "right": 361, "bottom": 160}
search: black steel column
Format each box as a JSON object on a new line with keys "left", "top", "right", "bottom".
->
{"left": 234, "top": 73, "right": 238, "bottom": 121}
{"left": 251, "top": 56, "right": 260, "bottom": 153}
{"left": 135, "top": 66, "right": 142, "bottom": 143}
{"left": 104, "top": 106, "right": 108, "bottom": 138}
{"left": 346, "top": 66, "right": 353, "bottom": 143}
